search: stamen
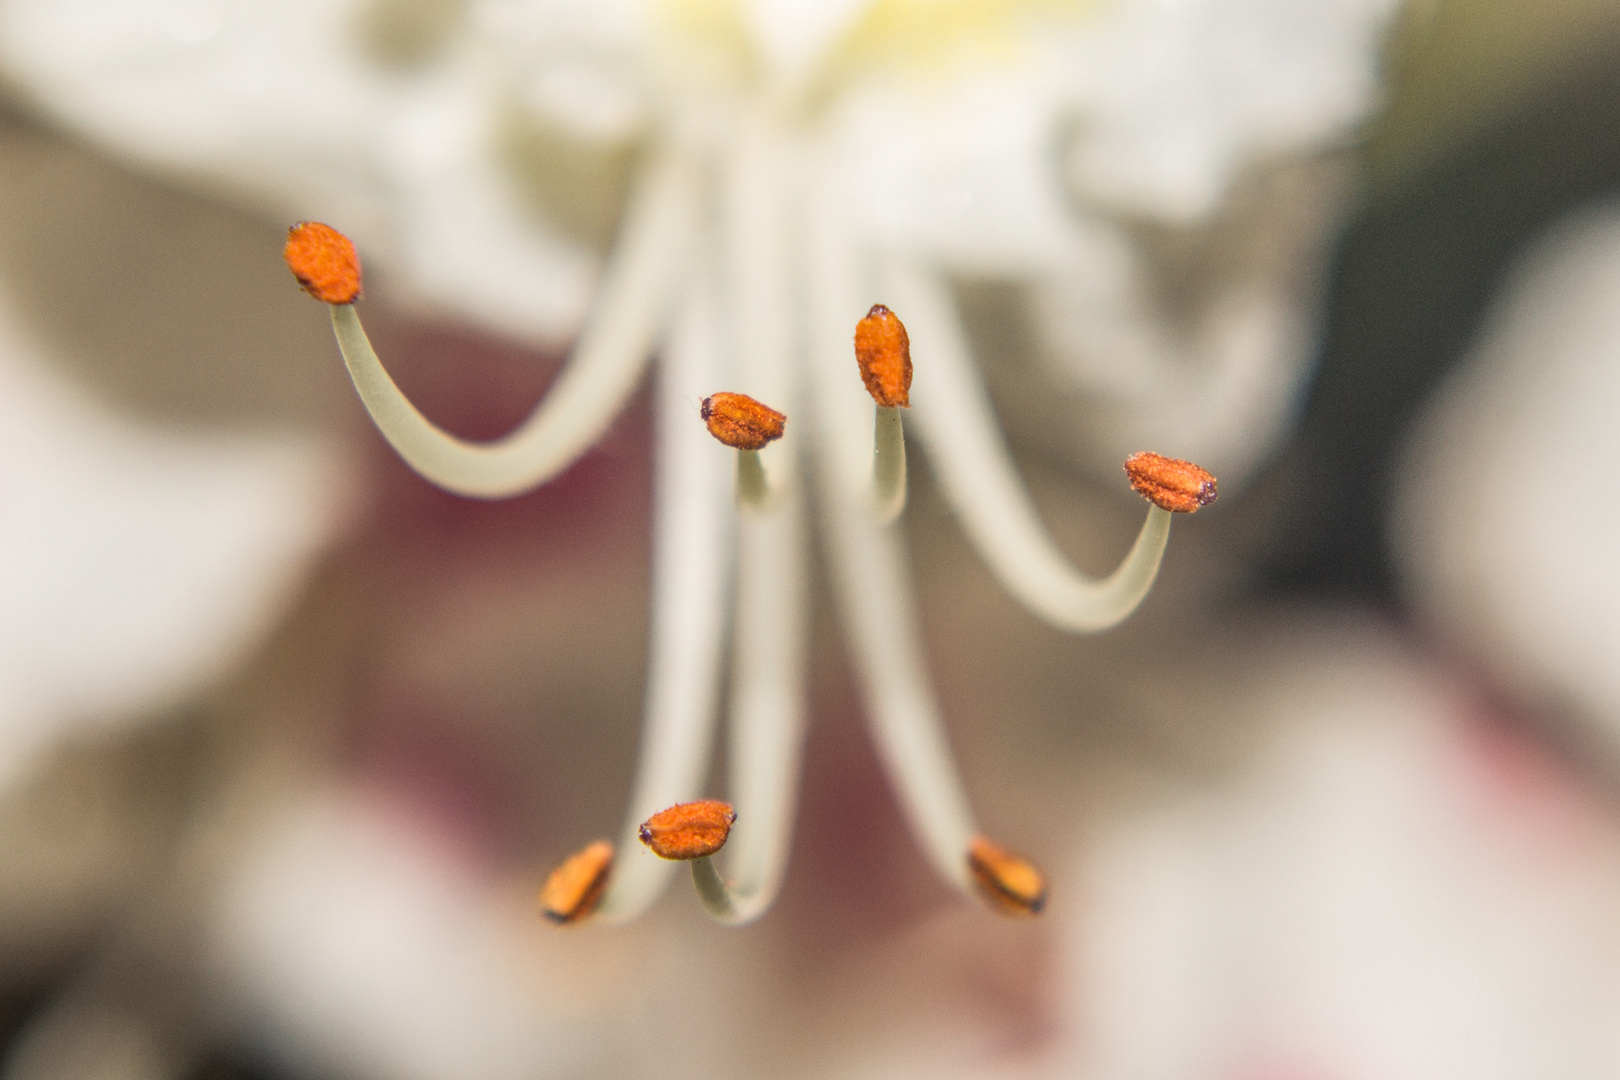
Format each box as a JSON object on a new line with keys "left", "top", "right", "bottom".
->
{"left": 537, "top": 840, "right": 614, "bottom": 924}
{"left": 687, "top": 121, "right": 810, "bottom": 925}
{"left": 857, "top": 305, "right": 911, "bottom": 522}
{"left": 967, "top": 835, "right": 1047, "bottom": 917}
{"left": 590, "top": 255, "right": 732, "bottom": 924}
{"left": 701, "top": 392, "right": 784, "bottom": 509}
{"left": 303, "top": 147, "right": 699, "bottom": 499}
{"left": 806, "top": 184, "right": 982, "bottom": 893}
{"left": 1124, "top": 452, "right": 1218, "bottom": 513}
{"left": 701, "top": 392, "right": 785, "bottom": 510}
{"left": 638, "top": 800, "right": 737, "bottom": 860}
{"left": 888, "top": 259, "right": 1192, "bottom": 633}
{"left": 283, "top": 222, "right": 361, "bottom": 304}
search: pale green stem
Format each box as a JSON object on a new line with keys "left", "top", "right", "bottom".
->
{"left": 887, "top": 259, "right": 1172, "bottom": 633}
{"left": 328, "top": 147, "right": 698, "bottom": 499}
{"left": 736, "top": 449, "right": 770, "bottom": 508}
{"left": 693, "top": 482, "right": 807, "bottom": 923}
{"left": 872, "top": 405, "right": 906, "bottom": 522}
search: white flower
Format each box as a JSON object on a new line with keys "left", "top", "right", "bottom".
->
{"left": 0, "top": 0, "right": 1399, "bottom": 920}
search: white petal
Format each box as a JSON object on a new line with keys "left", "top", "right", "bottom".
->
{"left": 0, "top": 305, "right": 344, "bottom": 788}
{"left": 1395, "top": 201, "right": 1620, "bottom": 752}
{"left": 211, "top": 787, "right": 621, "bottom": 1080}
{"left": 1064, "top": 626, "right": 1620, "bottom": 1079}
{"left": 1057, "top": 0, "right": 1400, "bottom": 223}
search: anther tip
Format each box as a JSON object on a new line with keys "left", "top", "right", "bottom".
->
{"left": 537, "top": 840, "right": 614, "bottom": 925}
{"left": 1124, "top": 451, "right": 1218, "bottom": 514}
{"left": 701, "top": 392, "right": 786, "bottom": 451}
{"left": 638, "top": 800, "right": 736, "bottom": 860}
{"left": 967, "top": 835, "right": 1047, "bottom": 917}
{"left": 284, "top": 221, "right": 362, "bottom": 305}
{"left": 854, "top": 303, "right": 912, "bottom": 408}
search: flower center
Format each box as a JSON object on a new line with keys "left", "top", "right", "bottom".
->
{"left": 650, "top": 0, "right": 1094, "bottom": 100}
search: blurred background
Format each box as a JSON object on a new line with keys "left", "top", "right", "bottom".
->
{"left": 1, "top": 1, "right": 1620, "bottom": 1078}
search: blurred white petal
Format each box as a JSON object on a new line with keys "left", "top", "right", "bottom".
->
{"left": 0, "top": 303, "right": 345, "bottom": 788}
{"left": 1395, "top": 202, "right": 1620, "bottom": 752}
{"left": 1060, "top": 627, "right": 1620, "bottom": 1080}
{"left": 1057, "top": 0, "right": 1400, "bottom": 223}
{"left": 211, "top": 788, "right": 622, "bottom": 1080}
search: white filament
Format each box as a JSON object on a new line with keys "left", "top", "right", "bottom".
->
{"left": 889, "top": 260, "right": 1173, "bottom": 633}
{"left": 871, "top": 405, "right": 906, "bottom": 522}
{"left": 735, "top": 449, "right": 771, "bottom": 508}
{"left": 693, "top": 484, "right": 807, "bottom": 922}
{"left": 328, "top": 147, "right": 698, "bottom": 499}
{"left": 595, "top": 243, "right": 732, "bottom": 923}
{"left": 807, "top": 173, "right": 978, "bottom": 893}
{"left": 692, "top": 113, "right": 809, "bottom": 923}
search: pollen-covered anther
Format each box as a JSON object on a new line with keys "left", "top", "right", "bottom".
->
{"left": 1124, "top": 451, "right": 1218, "bottom": 514}
{"left": 537, "top": 840, "right": 614, "bottom": 925}
{"left": 854, "top": 303, "right": 913, "bottom": 408}
{"left": 967, "top": 835, "right": 1047, "bottom": 917}
{"left": 638, "top": 800, "right": 737, "bottom": 860}
{"left": 284, "top": 221, "right": 362, "bottom": 304}
{"left": 701, "top": 393, "right": 786, "bottom": 451}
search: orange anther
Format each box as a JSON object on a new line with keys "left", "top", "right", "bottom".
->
{"left": 1124, "top": 452, "right": 1218, "bottom": 514}
{"left": 638, "top": 800, "right": 736, "bottom": 860}
{"left": 537, "top": 840, "right": 613, "bottom": 925}
{"left": 284, "top": 221, "right": 362, "bottom": 305}
{"left": 967, "top": 835, "right": 1047, "bottom": 917}
{"left": 854, "top": 303, "right": 912, "bottom": 408}
{"left": 701, "top": 393, "right": 786, "bottom": 451}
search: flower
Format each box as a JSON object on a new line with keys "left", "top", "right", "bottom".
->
{"left": 0, "top": 0, "right": 1399, "bottom": 922}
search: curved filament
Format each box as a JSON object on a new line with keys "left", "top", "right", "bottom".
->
{"left": 330, "top": 148, "right": 699, "bottom": 499}
{"left": 691, "top": 115, "right": 809, "bottom": 922}
{"left": 806, "top": 177, "right": 979, "bottom": 893}
{"left": 693, "top": 485, "right": 808, "bottom": 922}
{"left": 888, "top": 260, "right": 1173, "bottom": 633}
{"left": 594, "top": 253, "right": 732, "bottom": 923}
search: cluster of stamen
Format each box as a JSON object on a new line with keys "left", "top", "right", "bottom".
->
{"left": 284, "top": 221, "right": 1219, "bottom": 927}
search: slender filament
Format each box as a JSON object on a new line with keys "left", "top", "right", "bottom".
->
{"left": 736, "top": 449, "right": 771, "bottom": 508}
{"left": 872, "top": 405, "right": 906, "bottom": 522}
{"left": 594, "top": 247, "right": 732, "bottom": 922}
{"left": 887, "top": 260, "right": 1172, "bottom": 633}
{"left": 691, "top": 112, "right": 809, "bottom": 923}
{"left": 693, "top": 484, "right": 807, "bottom": 922}
{"left": 806, "top": 171, "right": 979, "bottom": 892}
{"left": 328, "top": 147, "right": 698, "bottom": 499}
